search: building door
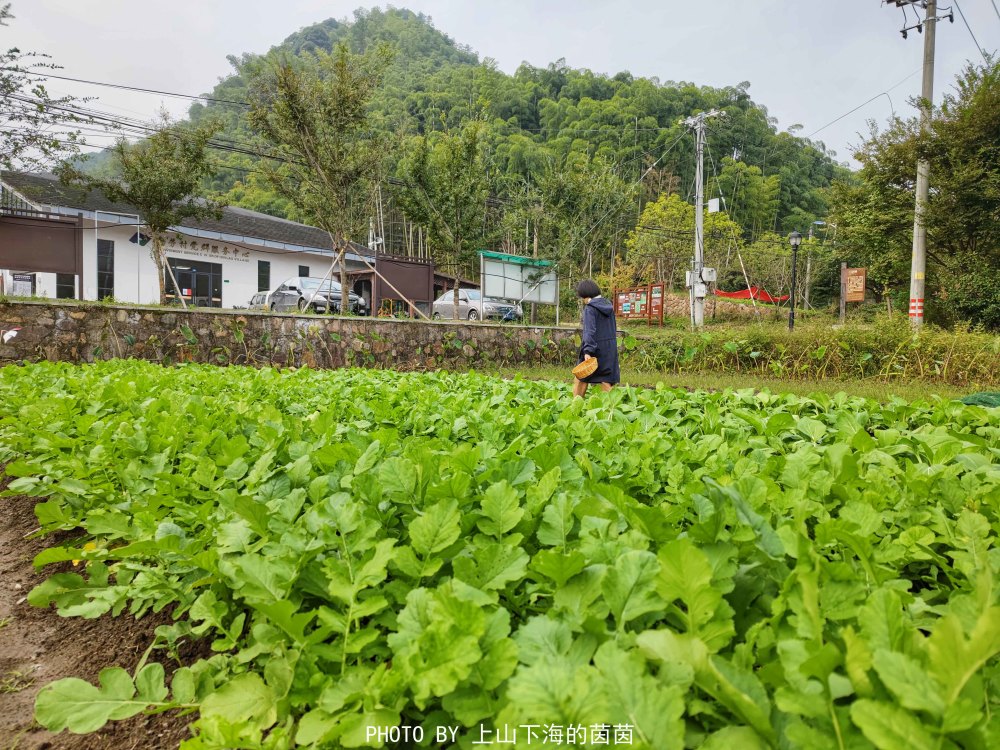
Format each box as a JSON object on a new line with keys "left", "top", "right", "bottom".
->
{"left": 167, "top": 258, "right": 223, "bottom": 307}
{"left": 193, "top": 268, "right": 212, "bottom": 307}
{"left": 353, "top": 278, "right": 372, "bottom": 314}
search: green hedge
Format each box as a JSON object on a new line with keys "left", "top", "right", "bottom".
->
{"left": 621, "top": 316, "right": 1000, "bottom": 387}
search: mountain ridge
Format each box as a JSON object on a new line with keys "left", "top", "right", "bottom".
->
{"left": 102, "top": 7, "right": 847, "bottom": 241}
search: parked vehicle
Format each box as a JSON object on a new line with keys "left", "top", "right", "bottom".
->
{"left": 269, "top": 277, "right": 367, "bottom": 315}
{"left": 431, "top": 289, "right": 522, "bottom": 321}
{"left": 248, "top": 291, "right": 272, "bottom": 311}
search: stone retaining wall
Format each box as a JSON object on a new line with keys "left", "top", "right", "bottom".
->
{"left": 0, "top": 301, "right": 581, "bottom": 370}
{"left": 672, "top": 292, "right": 783, "bottom": 320}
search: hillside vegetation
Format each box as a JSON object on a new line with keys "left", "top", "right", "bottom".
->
{"left": 72, "top": 7, "right": 1000, "bottom": 329}
{"left": 179, "top": 9, "right": 846, "bottom": 283}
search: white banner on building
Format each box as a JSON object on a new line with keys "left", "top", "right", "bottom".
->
{"left": 11, "top": 273, "right": 34, "bottom": 297}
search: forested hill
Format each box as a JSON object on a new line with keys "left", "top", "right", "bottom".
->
{"left": 187, "top": 7, "right": 848, "bottom": 238}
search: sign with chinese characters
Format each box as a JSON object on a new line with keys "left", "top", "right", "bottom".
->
{"left": 649, "top": 282, "right": 665, "bottom": 325}
{"left": 11, "top": 272, "right": 34, "bottom": 297}
{"left": 616, "top": 291, "right": 630, "bottom": 315}
{"left": 615, "top": 283, "right": 665, "bottom": 326}
{"left": 846, "top": 267, "right": 866, "bottom": 302}
{"left": 626, "top": 288, "right": 648, "bottom": 319}
{"left": 365, "top": 722, "right": 635, "bottom": 746}
{"left": 166, "top": 235, "right": 251, "bottom": 264}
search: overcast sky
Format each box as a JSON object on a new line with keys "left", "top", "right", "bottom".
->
{"left": 7, "top": 1, "right": 999, "bottom": 166}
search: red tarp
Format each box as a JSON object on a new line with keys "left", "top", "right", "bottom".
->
{"left": 714, "top": 286, "right": 789, "bottom": 304}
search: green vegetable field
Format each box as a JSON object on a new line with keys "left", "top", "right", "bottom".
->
{"left": 1, "top": 361, "right": 999, "bottom": 749}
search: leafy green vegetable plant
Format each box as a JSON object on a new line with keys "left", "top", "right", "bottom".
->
{"left": 0, "top": 361, "right": 997, "bottom": 748}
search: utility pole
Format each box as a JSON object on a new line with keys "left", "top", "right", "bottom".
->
{"left": 839, "top": 262, "right": 848, "bottom": 324}
{"left": 681, "top": 109, "right": 723, "bottom": 328}
{"left": 804, "top": 223, "right": 814, "bottom": 310}
{"left": 910, "top": 0, "right": 936, "bottom": 327}
{"left": 531, "top": 220, "right": 538, "bottom": 325}
{"left": 803, "top": 221, "right": 824, "bottom": 310}
{"left": 889, "top": 0, "right": 952, "bottom": 326}
{"left": 788, "top": 231, "right": 802, "bottom": 330}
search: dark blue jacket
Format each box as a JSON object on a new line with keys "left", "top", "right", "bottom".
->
{"left": 579, "top": 296, "right": 620, "bottom": 384}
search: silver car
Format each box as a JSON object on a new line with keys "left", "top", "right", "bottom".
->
{"left": 269, "top": 277, "right": 367, "bottom": 314}
{"left": 432, "top": 289, "right": 523, "bottom": 321}
{"left": 248, "top": 291, "right": 272, "bottom": 311}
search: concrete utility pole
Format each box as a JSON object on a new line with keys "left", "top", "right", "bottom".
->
{"left": 682, "top": 110, "right": 723, "bottom": 328}
{"left": 804, "top": 223, "right": 815, "bottom": 310}
{"left": 890, "top": 0, "right": 950, "bottom": 326}
{"left": 910, "top": 0, "right": 936, "bottom": 326}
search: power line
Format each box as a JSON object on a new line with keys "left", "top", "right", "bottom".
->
{"left": 953, "top": 1, "right": 990, "bottom": 63}
{"left": 9, "top": 93, "right": 308, "bottom": 167}
{"left": 11, "top": 66, "right": 698, "bottom": 140}
{"left": 992, "top": 0, "right": 1000, "bottom": 24}
{"left": 11, "top": 66, "right": 844, "bottom": 168}
{"left": 12, "top": 65, "right": 796, "bottom": 168}
{"left": 629, "top": 224, "right": 790, "bottom": 247}
{"left": 805, "top": 68, "right": 920, "bottom": 140}
{"left": 578, "top": 130, "right": 688, "bottom": 243}
{"left": 4, "top": 67, "right": 250, "bottom": 107}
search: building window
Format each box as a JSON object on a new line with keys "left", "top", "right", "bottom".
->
{"left": 258, "top": 260, "right": 270, "bottom": 291}
{"left": 298, "top": 265, "right": 310, "bottom": 278}
{"left": 56, "top": 273, "right": 76, "bottom": 299}
{"left": 97, "top": 239, "right": 114, "bottom": 299}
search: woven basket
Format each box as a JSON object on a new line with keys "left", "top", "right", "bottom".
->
{"left": 572, "top": 357, "right": 598, "bottom": 379}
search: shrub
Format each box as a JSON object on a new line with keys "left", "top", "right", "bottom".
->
{"left": 621, "top": 315, "right": 1000, "bottom": 386}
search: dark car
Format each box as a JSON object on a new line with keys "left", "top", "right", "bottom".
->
{"left": 269, "top": 277, "right": 367, "bottom": 315}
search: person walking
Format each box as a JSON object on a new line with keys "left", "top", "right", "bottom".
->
{"left": 573, "top": 279, "right": 620, "bottom": 397}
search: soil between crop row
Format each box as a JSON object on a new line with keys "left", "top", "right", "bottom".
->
{"left": 0, "top": 485, "right": 196, "bottom": 750}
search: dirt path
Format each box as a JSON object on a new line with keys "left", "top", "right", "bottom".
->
{"left": 0, "top": 492, "right": 193, "bottom": 750}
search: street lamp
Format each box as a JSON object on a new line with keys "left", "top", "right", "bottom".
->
{"left": 788, "top": 230, "right": 802, "bottom": 331}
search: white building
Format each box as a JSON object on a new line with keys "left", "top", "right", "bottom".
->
{"left": 0, "top": 172, "right": 373, "bottom": 308}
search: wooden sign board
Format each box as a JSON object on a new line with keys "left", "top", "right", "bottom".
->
{"left": 626, "top": 288, "right": 648, "bottom": 319}
{"left": 614, "top": 284, "right": 665, "bottom": 326}
{"left": 616, "top": 291, "right": 630, "bottom": 316}
{"left": 846, "top": 267, "right": 866, "bottom": 303}
{"left": 649, "top": 283, "right": 665, "bottom": 325}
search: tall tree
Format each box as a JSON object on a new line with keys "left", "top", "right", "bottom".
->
{"left": 57, "top": 117, "right": 224, "bottom": 306}
{"left": 243, "top": 43, "right": 392, "bottom": 313}
{"left": 830, "top": 60, "right": 1000, "bottom": 328}
{"left": 500, "top": 152, "right": 635, "bottom": 311}
{"left": 1, "top": 3, "right": 87, "bottom": 170}
{"left": 535, "top": 153, "right": 634, "bottom": 279}
{"left": 185, "top": 11, "right": 846, "bottom": 240}
{"left": 711, "top": 157, "right": 781, "bottom": 241}
{"left": 396, "top": 118, "right": 492, "bottom": 318}
{"left": 625, "top": 193, "right": 742, "bottom": 292}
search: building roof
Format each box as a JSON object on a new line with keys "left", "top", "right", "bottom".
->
{"left": 0, "top": 171, "right": 372, "bottom": 257}
{"left": 433, "top": 270, "right": 480, "bottom": 288}
{"left": 479, "top": 249, "right": 553, "bottom": 267}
